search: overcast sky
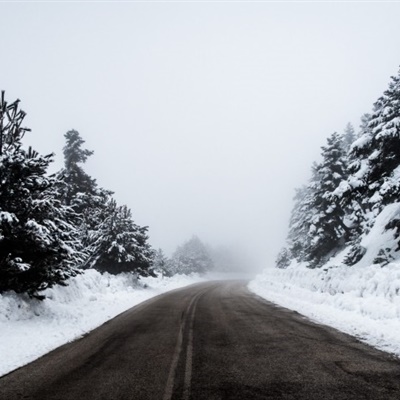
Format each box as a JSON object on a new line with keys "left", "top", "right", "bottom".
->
{"left": 1, "top": 2, "right": 400, "bottom": 269}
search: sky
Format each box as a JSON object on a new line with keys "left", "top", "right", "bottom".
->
{"left": 1, "top": 1, "right": 400, "bottom": 270}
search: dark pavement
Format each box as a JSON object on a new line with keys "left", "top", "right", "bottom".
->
{"left": 1, "top": 280, "right": 400, "bottom": 399}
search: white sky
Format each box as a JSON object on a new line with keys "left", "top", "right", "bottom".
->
{"left": 1, "top": 2, "right": 400, "bottom": 269}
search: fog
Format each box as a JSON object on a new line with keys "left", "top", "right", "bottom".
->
{"left": 1, "top": 2, "right": 400, "bottom": 271}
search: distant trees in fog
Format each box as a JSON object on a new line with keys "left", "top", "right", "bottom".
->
{"left": 153, "top": 236, "right": 213, "bottom": 276}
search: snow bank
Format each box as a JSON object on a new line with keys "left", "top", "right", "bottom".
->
{"left": 249, "top": 261, "right": 400, "bottom": 357}
{"left": 250, "top": 202, "right": 400, "bottom": 357}
{"left": 0, "top": 270, "right": 204, "bottom": 377}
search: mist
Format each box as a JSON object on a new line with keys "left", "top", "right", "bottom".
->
{"left": 1, "top": 2, "right": 400, "bottom": 272}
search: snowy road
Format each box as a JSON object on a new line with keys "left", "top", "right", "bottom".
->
{"left": 1, "top": 281, "right": 400, "bottom": 399}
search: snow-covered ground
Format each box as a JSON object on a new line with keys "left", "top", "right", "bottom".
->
{"left": 0, "top": 270, "right": 204, "bottom": 377}
{"left": 250, "top": 204, "right": 400, "bottom": 357}
{"left": 250, "top": 262, "right": 400, "bottom": 356}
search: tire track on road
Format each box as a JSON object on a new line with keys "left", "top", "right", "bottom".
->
{"left": 163, "top": 287, "right": 209, "bottom": 400}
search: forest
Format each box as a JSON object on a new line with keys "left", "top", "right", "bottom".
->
{"left": 277, "top": 67, "right": 400, "bottom": 270}
{"left": 0, "top": 92, "right": 215, "bottom": 299}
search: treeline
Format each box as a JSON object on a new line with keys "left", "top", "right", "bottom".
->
{"left": 277, "top": 68, "right": 400, "bottom": 269}
{"left": 153, "top": 236, "right": 214, "bottom": 277}
{"left": 0, "top": 92, "right": 220, "bottom": 299}
{"left": 152, "top": 236, "right": 248, "bottom": 277}
{"left": 0, "top": 93, "right": 160, "bottom": 298}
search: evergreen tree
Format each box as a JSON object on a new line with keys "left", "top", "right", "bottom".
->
{"left": 0, "top": 92, "right": 81, "bottom": 297}
{"left": 88, "top": 200, "right": 155, "bottom": 276}
{"left": 332, "top": 115, "right": 375, "bottom": 265}
{"left": 170, "top": 236, "right": 213, "bottom": 275}
{"left": 348, "top": 70, "right": 400, "bottom": 211}
{"left": 286, "top": 184, "right": 316, "bottom": 263}
{"left": 60, "top": 130, "right": 96, "bottom": 207}
{"left": 335, "top": 71, "right": 400, "bottom": 260}
{"left": 152, "top": 248, "right": 172, "bottom": 277}
{"left": 282, "top": 134, "right": 350, "bottom": 268}
{"left": 306, "top": 132, "right": 350, "bottom": 266}
{"left": 57, "top": 130, "right": 113, "bottom": 267}
{"left": 277, "top": 68, "right": 400, "bottom": 268}
{"left": 276, "top": 247, "right": 292, "bottom": 269}
{"left": 342, "top": 123, "right": 356, "bottom": 152}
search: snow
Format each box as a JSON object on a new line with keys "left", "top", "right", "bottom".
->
{"left": 0, "top": 270, "right": 204, "bottom": 377}
{"left": 355, "top": 202, "right": 400, "bottom": 267}
{"left": 0, "top": 211, "right": 18, "bottom": 223}
{"left": 250, "top": 203, "right": 400, "bottom": 357}
{"left": 350, "top": 134, "right": 372, "bottom": 151}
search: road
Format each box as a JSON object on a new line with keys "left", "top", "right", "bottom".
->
{"left": 1, "top": 281, "right": 400, "bottom": 399}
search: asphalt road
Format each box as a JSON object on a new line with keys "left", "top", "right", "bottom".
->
{"left": 1, "top": 281, "right": 400, "bottom": 400}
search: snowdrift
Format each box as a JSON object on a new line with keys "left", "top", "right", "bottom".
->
{"left": 0, "top": 270, "right": 204, "bottom": 377}
{"left": 250, "top": 203, "right": 400, "bottom": 357}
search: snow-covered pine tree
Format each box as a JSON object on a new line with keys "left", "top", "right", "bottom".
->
{"left": 342, "top": 123, "right": 356, "bottom": 152}
{"left": 334, "top": 70, "right": 400, "bottom": 260}
{"left": 87, "top": 200, "right": 155, "bottom": 277}
{"left": 170, "top": 236, "right": 213, "bottom": 275}
{"left": 284, "top": 161, "right": 326, "bottom": 266}
{"left": 278, "top": 68, "right": 400, "bottom": 268}
{"left": 0, "top": 92, "right": 82, "bottom": 298}
{"left": 361, "top": 70, "right": 400, "bottom": 208}
{"left": 332, "top": 115, "right": 375, "bottom": 265}
{"left": 275, "top": 247, "right": 292, "bottom": 269}
{"left": 305, "top": 132, "right": 350, "bottom": 266}
{"left": 57, "top": 130, "right": 113, "bottom": 266}
{"left": 59, "top": 130, "right": 97, "bottom": 208}
{"left": 282, "top": 133, "right": 351, "bottom": 268}
{"left": 286, "top": 184, "right": 315, "bottom": 263}
{"left": 152, "top": 248, "right": 172, "bottom": 277}
{"left": 340, "top": 71, "right": 400, "bottom": 215}
{"left": 354, "top": 69, "right": 400, "bottom": 251}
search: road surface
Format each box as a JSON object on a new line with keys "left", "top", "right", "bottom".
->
{"left": 1, "top": 281, "right": 400, "bottom": 399}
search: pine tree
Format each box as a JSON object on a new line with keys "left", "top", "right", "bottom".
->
{"left": 152, "top": 248, "right": 172, "bottom": 277}
{"left": 305, "top": 132, "right": 350, "bottom": 266}
{"left": 0, "top": 92, "right": 82, "bottom": 298}
{"left": 88, "top": 201, "right": 155, "bottom": 276}
{"left": 335, "top": 71, "right": 400, "bottom": 259}
{"left": 57, "top": 130, "right": 105, "bottom": 211}
{"left": 331, "top": 115, "right": 375, "bottom": 265}
{"left": 276, "top": 247, "right": 292, "bottom": 269}
{"left": 286, "top": 184, "right": 315, "bottom": 263}
{"left": 60, "top": 130, "right": 96, "bottom": 205}
{"left": 342, "top": 123, "right": 356, "bottom": 152}
{"left": 282, "top": 134, "right": 350, "bottom": 268}
{"left": 170, "top": 236, "right": 213, "bottom": 275}
{"left": 277, "top": 68, "right": 400, "bottom": 268}
{"left": 57, "top": 130, "right": 113, "bottom": 267}
{"left": 348, "top": 70, "right": 400, "bottom": 211}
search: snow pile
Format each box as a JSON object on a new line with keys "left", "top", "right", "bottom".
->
{"left": 0, "top": 270, "right": 204, "bottom": 377}
{"left": 249, "top": 263, "right": 400, "bottom": 355}
{"left": 250, "top": 203, "right": 400, "bottom": 357}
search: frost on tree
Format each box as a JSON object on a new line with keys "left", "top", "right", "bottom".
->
{"left": 0, "top": 92, "right": 82, "bottom": 298}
